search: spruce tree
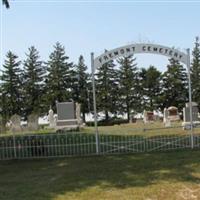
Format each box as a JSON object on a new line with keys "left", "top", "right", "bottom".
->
{"left": 96, "top": 60, "right": 119, "bottom": 121}
{"left": 72, "top": 55, "right": 89, "bottom": 122}
{"left": 191, "top": 36, "right": 200, "bottom": 108}
{"left": 0, "top": 87, "right": 8, "bottom": 132}
{"left": 161, "top": 58, "right": 188, "bottom": 111}
{"left": 1, "top": 51, "right": 22, "bottom": 118}
{"left": 86, "top": 76, "right": 93, "bottom": 115}
{"left": 45, "top": 42, "right": 73, "bottom": 111}
{"left": 2, "top": 0, "right": 9, "bottom": 8}
{"left": 139, "top": 66, "right": 161, "bottom": 111}
{"left": 23, "top": 46, "right": 45, "bottom": 118}
{"left": 118, "top": 55, "right": 139, "bottom": 121}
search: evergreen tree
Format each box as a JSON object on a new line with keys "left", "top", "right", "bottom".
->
{"left": 1, "top": 51, "right": 22, "bottom": 118}
{"left": 161, "top": 58, "right": 188, "bottom": 111}
{"left": 45, "top": 42, "right": 73, "bottom": 111}
{"left": 2, "top": 0, "right": 9, "bottom": 8}
{"left": 86, "top": 76, "right": 93, "bottom": 115}
{"left": 96, "top": 60, "right": 119, "bottom": 121}
{"left": 0, "top": 87, "right": 8, "bottom": 132}
{"left": 118, "top": 55, "right": 139, "bottom": 121}
{"left": 139, "top": 66, "right": 162, "bottom": 111}
{"left": 191, "top": 36, "right": 200, "bottom": 108}
{"left": 72, "top": 55, "right": 89, "bottom": 122}
{"left": 23, "top": 46, "right": 45, "bottom": 118}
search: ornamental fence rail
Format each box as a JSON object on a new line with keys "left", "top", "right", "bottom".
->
{"left": 0, "top": 126, "right": 200, "bottom": 160}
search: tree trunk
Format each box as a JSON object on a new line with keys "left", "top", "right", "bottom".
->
{"left": 150, "top": 98, "right": 153, "bottom": 110}
{"left": 126, "top": 104, "right": 130, "bottom": 122}
{"left": 126, "top": 97, "right": 130, "bottom": 122}
{"left": 105, "top": 110, "right": 109, "bottom": 122}
{"left": 82, "top": 112, "right": 86, "bottom": 123}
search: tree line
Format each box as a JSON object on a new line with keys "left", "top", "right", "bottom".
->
{"left": 1, "top": 37, "right": 200, "bottom": 126}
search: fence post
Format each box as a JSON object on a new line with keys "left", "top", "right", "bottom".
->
{"left": 91, "top": 52, "right": 100, "bottom": 154}
{"left": 186, "top": 48, "right": 194, "bottom": 149}
{"left": 145, "top": 136, "right": 147, "bottom": 153}
{"left": 13, "top": 132, "right": 17, "bottom": 159}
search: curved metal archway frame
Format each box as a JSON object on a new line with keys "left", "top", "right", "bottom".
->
{"left": 91, "top": 43, "right": 193, "bottom": 154}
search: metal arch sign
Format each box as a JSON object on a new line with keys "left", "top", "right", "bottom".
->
{"left": 91, "top": 43, "right": 193, "bottom": 153}
{"left": 94, "top": 43, "right": 188, "bottom": 69}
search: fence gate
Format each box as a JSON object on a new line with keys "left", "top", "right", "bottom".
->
{"left": 99, "top": 135, "right": 146, "bottom": 154}
{"left": 146, "top": 135, "right": 191, "bottom": 152}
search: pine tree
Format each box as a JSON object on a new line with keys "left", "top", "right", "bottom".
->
{"left": 161, "top": 58, "right": 188, "bottom": 111}
{"left": 45, "top": 42, "right": 73, "bottom": 111}
{"left": 96, "top": 60, "right": 119, "bottom": 121}
{"left": 2, "top": 0, "right": 9, "bottom": 8}
{"left": 1, "top": 51, "right": 22, "bottom": 118}
{"left": 23, "top": 46, "right": 45, "bottom": 118}
{"left": 86, "top": 75, "right": 93, "bottom": 115}
{"left": 139, "top": 66, "right": 162, "bottom": 111}
{"left": 0, "top": 86, "right": 8, "bottom": 132}
{"left": 72, "top": 55, "right": 89, "bottom": 122}
{"left": 191, "top": 36, "right": 200, "bottom": 108}
{"left": 118, "top": 55, "right": 139, "bottom": 121}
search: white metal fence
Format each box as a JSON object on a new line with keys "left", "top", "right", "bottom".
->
{"left": 0, "top": 127, "right": 200, "bottom": 160}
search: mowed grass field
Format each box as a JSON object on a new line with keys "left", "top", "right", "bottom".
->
{"left": 1, "top": 121, "right": 200, "bottom": 137}
{"left": 84, "top": 121, "right": 200, "bottom": 137}
{"left": 1, "top": 150, "right": 200, "bottom": 200}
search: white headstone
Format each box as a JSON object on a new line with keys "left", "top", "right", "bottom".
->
{"left": 143, "top": 110, "right": 147, "bottom": 124}
{"left": 10, "top": 114, "right": 22, "bottom": 133}
{"left": 165, "top": 119, "right": 171, "bottom": 127}
{"left": 163, "top": 108, "right": 168, "bottom": 123}
{"left": 48, "top": 108, "right": 55, "bottom": 128}
{"left": 27, "top": 114, "right": 39, "bottom": 131}
{"left": 76, "top": 103, "right": 81, "bottom": 125}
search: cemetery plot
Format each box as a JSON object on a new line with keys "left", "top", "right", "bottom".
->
{"left": 1, "top": 110, "right": 200, "bottom": 160}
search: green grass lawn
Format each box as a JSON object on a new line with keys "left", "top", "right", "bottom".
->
{"left": 2, "top": 120, "right": 200, "bottom": 137}
{"left": 84, "top": 121, "right": 200, "bottom": 137}
{"left": 1, "top": 150, "right": 200, "bottom": 200}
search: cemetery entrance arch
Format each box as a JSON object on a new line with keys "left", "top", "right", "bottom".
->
{"left": 91, "top": 43, "right": 193, "bottom": 154}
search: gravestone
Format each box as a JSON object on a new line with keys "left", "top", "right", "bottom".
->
{"left": 167, "top": 106, "right": 180, "bottom": 121}
{"left": 183, "top": 107, "right": 199, "bottom": 122}
{"left": 129, "top": 114, "right": 136, "bottom": 123}
{"left": 182, "top": 102, "right": 200, "bottom": 130}
{"left": 183, "top": 102, "right": 199, "bottom": 122}
{"left": 163, "top": 108, "right": 171, "bottom": 127}
{"left": 27, "top": 114, "right": 39, "bottom": 131}
{"left": 76, "top": 103, "right": 81, "bottom": 125}
{"left": 163, "top": 108, "right": 168, "bottom": 123}
{"left": 57, "top": 102, "right": 75, "bottom": 121}
{"left": 56, "top": 102, "right": 81, "bottom": 131}
{"left": 147, "top": 112, "right": 154, "bottom": 121}
{"left": 10, "top": 114, "right": 22, "bottom": 133}
{"left": 143, "top": 110, "right": 154, "bottom": 123}
{"left": 48, "top": 108, "right": 55, "bottom": 128}
{"left": 143, "top": 110, "right": 147, "bottom": 123}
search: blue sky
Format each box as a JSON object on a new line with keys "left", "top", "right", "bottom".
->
{"left": 1, "top": 1, "right": 200, "bottom": 72}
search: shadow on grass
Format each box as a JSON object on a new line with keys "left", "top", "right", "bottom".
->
{"left": 0, "top": 150, "right": 200, "bottom": 200}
